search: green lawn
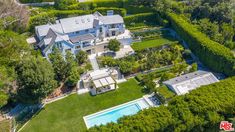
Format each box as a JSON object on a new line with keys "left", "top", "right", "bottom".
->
{"left": 131, "top": 38, "right": 176, "bottom": 51}
{"left": 21, "top": 78, "right": 144, "bottom": 132}
{"left": 157, "top": 85, "right": 175, "bottom": 99}
{"left": 0, "top": 119, "right": 11, "bottom": 132}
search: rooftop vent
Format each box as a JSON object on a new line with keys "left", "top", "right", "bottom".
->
{"left": 75, "top": 19, "right": 79, "bottom": 24}
{"left": 81, "top": 19, "right": 85, "bottom": 23}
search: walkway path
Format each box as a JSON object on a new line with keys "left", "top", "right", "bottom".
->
{"left": 88, "top": 54, "right": 100, "bottom": 70}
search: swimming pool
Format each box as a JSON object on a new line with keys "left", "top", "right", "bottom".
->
{"left": 83, "top": 98, "right": 150, "bottom": 128}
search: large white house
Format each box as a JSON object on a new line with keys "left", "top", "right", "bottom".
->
{"left": 35, "top": 12, "right": 130, "bottom": 59}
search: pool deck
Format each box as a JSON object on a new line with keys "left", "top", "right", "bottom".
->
{"left": 83, "top": 97, "right": 150, "bottom": 129}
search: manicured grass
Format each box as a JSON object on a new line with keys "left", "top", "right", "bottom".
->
{"left": 21, "top": 78, "right": 144, "bottom": 132}
{"left": 157, "top": 85, "right": 175, "bottom": 99}
{"left": 0, "top": 119, "right": 11, "bottom": 132}
{"left": 131, "top": 38, "right": 176, "bottom": 51}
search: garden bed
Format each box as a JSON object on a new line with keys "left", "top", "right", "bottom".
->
{"left": 131, "top": 38, "right": 177, "bottom": 51}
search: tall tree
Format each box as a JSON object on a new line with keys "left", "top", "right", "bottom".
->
{"left": 65, "top": 51, "right": 80, "bottom": 87}
{"left": 76, "top": 50, "right": 88, "bottom": 65}
{"left": 0, "top": 30, "right": 31, "bottom": 107}
{"left": 49, "top": 48, "right": 68, "bottom": 81}
{"left": 0, "top": 0, "right": 29, "bottom": 32}
{"left": 16, "top": 57, "right": 57, "bottom": 104}
{"left": 66, "top": 67, "right": 80, "bottom": 87}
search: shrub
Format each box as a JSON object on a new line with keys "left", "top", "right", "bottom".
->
{"left": 167, "top": 13, "right": 235, "bottom": 76}
{"left": 54, "top": 0, "right": 77, "bottom": 10}
{"left": 135, "top": 73, "right": 143, "bottom": 82}
{"left": 108, "top": 39, "right": 121, "bottom": 52}
{"left": 118, "top": 60, "right": 133, "bottom": 74}
{"left": 98, "top": 56, "right": 117, "bottom": 67}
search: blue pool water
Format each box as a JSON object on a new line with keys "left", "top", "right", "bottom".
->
{"left": 84, "top": 99, "right": 149, "bottom": 128}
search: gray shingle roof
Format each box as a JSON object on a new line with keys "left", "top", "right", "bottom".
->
{"left": 59, "top": 14, "right": 96, "bottom": 34}
{"left": 38, "top": 28, "right": 70, "bottom": 52}
{"left": 35, "top": 23, "right": 63, "bottom": 38}
{"left": 70, "top": 34, "right": 95, "bottom": 43}
{"left": 35, "top": 12, "right": 124, "bottom": 38}
{"left": 99, "top": 15, "right": 124, "bottom": 25}
{"left": 163, "top": 70, "right": 219, "bottom": 95}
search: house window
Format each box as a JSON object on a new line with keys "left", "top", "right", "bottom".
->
{"left": 56, "top": 42, "right": 62, "bottom": 49}
{"left": 76, "top": 45, "right": 81, "bottom": 49}
{"left": 111, "top": 24, "right": 115, "bottom": 28}
{"left": 99, "top": 27, "right": 102, "bottom": 33}
{"left": 85, "top": 29, "right": 89, "bottom": 33}
{"left": 112, "top": 31, "right": 116, "bottom": 36}
{"left": 66, "top": 48, "right": 71, "bottom": 52}
{"left": 76, "top": 31, "right": 80, "bottom": 34}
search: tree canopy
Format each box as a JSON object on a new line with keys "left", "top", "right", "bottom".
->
{"left": 76, "top": 50, "right": 88, "bottom": 65}
{"left": 49, "top": 48, "right": 68, "bottom": 81}
{"left": 16, "top": 57, "right": 57, "bottom": 104}
{"left": 108, "top": 39, "right": 121, "bottom": 52}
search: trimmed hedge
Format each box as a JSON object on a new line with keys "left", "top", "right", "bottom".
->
{"left": 167, "top": 13, "right": 235, "bottom": 76}
{"left": 82, "top": 0, "right": 154, "bottom": 14}
{"left": 19, "top": 0, "right": 53, "bottom": 3}
{"left": 93, "top": 7, "right": 126, "bottom": 17}
{"left": 124, "top": 13, "right": 169, "bottom": 28}
{"left": 124, "top": 13, "right": 156, "bottom": 27}
{"left": 83, "top": 0, "right": 126, "bottom": 8}
{"left": 28, "top": 10, "right": 90, "bottom": 32}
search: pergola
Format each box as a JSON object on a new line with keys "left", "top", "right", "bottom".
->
{"left": 92, "top": 76, "right": 116, "bottom": 95}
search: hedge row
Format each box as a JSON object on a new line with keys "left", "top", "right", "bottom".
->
{"left": 82, "top": 0, "right": 154, "bottom": 14}
{"left": 124, "top": 13, "right": 168, "bottom": 27}
{"left": 28, "top": 10, "right": 90, "bottom": 32}
{"left": 92, "top": 7, "right": 126, "bottom": 17}
{"left": 167, "top": 13, "right": 235, "bottom": 76}
{"left": 19, "top": 0, "right": 53, "bottom": 3}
